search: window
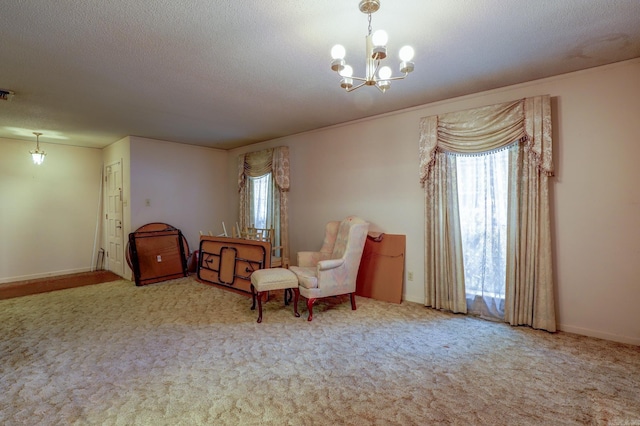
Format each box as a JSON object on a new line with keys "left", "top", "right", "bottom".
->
{"left": 247, "top": 171, "right": 281, "bottom": 256}
{"left": 248, "top": 173, "right": 272, "bottom": 230}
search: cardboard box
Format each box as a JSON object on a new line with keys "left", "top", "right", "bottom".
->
{"left": 356, "top": 234, "right": 406, "bottom": 304}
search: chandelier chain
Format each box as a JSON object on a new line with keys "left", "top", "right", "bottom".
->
{"left": 367, "top": 13, "right": 372, "bottom": 35}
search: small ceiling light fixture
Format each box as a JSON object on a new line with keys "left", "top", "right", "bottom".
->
{"left": 30, "top": 132, "right": 47, "bottom": 165}
{"left": 330, "top": 0, "right": 415, "bottom": 93}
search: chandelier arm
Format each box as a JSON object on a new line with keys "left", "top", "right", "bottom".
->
{"left": 348, "top": 76, "right": 371, "bottom": 82}
{"left": 345, "top": 81, "right": 369, "bottom": 92}
{"left": 347, "top": 68, "right": 405, "bottom": 85}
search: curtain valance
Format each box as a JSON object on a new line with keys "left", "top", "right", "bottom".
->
{"left": 243, "top": 148, "right": 273, "bottom": 179}
{"left": 419, "top": 96, "right": 553, "bottom": 186}
{"left": 238, "top": 147, "right": 290, "bottom": 191}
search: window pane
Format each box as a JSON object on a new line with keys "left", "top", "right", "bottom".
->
{"left": 249, "top": 173, "right": 272, "bottom": 229}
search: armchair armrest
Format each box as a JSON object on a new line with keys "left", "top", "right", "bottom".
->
{"left": 317, "top": 258, "right": 345, "bottom": 271}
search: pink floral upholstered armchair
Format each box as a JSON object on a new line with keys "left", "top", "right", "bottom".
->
{"left": 290, "top": 216, "right": 369, "bottom": 321}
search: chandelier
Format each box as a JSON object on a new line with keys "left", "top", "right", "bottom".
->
{"left": 330, "top": 0, "right": 415, "bottom": 93}
{"left": 30, "top": 132, "right": 46, "bottom": 165}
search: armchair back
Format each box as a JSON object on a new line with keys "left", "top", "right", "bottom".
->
{"left": 329, "top": 216, "right": 369, "bottom": 288}
{"left": 319, "top": 221, "right": 340, "bottom": 256}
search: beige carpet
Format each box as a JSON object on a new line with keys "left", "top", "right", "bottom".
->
{"left": 1, "top": 277, "right": 638, "bottom": 426}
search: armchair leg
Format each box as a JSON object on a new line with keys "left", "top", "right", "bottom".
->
{"left": 350, "top": 293, "right": 357, "bottom": 310}
{"left": 306, "top": 298, "right": 316, "bottom": 321}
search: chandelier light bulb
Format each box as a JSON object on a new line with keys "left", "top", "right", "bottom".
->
{"left": 331, "top": 44, "right": 346, "bottom": 59}
{"left": 339, "top": 65, "right": 353, "bottom": 78}
{"left": 378, "top": 66, "right": 392, "bottom": 80}
{"left": 371, "top": 30, "right": 388, "bottom": 47}
{"left": 399, "top": 45, "right": 415, "bottom": 62}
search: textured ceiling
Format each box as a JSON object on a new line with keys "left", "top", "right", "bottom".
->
{"left": 1, "top": 0, "right": 639, "bottom": 150}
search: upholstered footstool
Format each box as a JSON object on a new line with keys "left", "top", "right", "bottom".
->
{"left": 250, "top": 268, "right": 300, "bottom": 323}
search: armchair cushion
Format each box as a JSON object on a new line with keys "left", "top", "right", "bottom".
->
{"left": 292, "top": 266, "right": 318, "bottom": 289}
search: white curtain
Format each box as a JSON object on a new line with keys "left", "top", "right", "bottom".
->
{"left": 457, "top": 147, "right": 511, "bottom": 320}
{"left": 248, "top": 174, "right": 273, "bottom": 230}
{"left": 419, "top": 96, "right": 556, "bottom": 332}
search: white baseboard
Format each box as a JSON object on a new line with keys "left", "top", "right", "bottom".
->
{"left": 407, "top": 296, "right": 640, "bottom": 345}
{"left": 400, "top": 294, "right": 639, "bottom": 346}
{"left": 558, "top": 323, "right": 640, "bottom": 346}
{"left": 403, "top": 293, "right": 423, "bottom": 304}
{"left": 0, "top": 267, "right": 93, "bottom": 285}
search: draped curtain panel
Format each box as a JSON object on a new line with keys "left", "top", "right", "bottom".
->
{"left": 272, "top": 147, "right": 290, "bottom": 262}
{"left": 418, "top": 96, "right": 556, "bottom": 332}
{"left": 237, "top": 146, "right": 290, "bottom": 261}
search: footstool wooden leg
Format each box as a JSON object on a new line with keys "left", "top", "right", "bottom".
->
{"left": 293, "top": 288, "right": 300, "bottom": 318}
{"left": 256, "top": 291, "right": 263, "bottom": 323}
{"left": 250, "top": 285, "right": 257, "bottom": 311}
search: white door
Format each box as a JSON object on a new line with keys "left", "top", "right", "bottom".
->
{"left": 105, "top": 161, "right": 124, "bottom": 277}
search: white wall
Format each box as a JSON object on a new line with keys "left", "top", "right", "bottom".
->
{"left": 129, "top": 137, "right": 230, "bottom": 254}
{"left": 0, "top": 137, "right": 103, "bottom": 282}
{"left": 228, "top": 59, "right": 640, "bottom": 345}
